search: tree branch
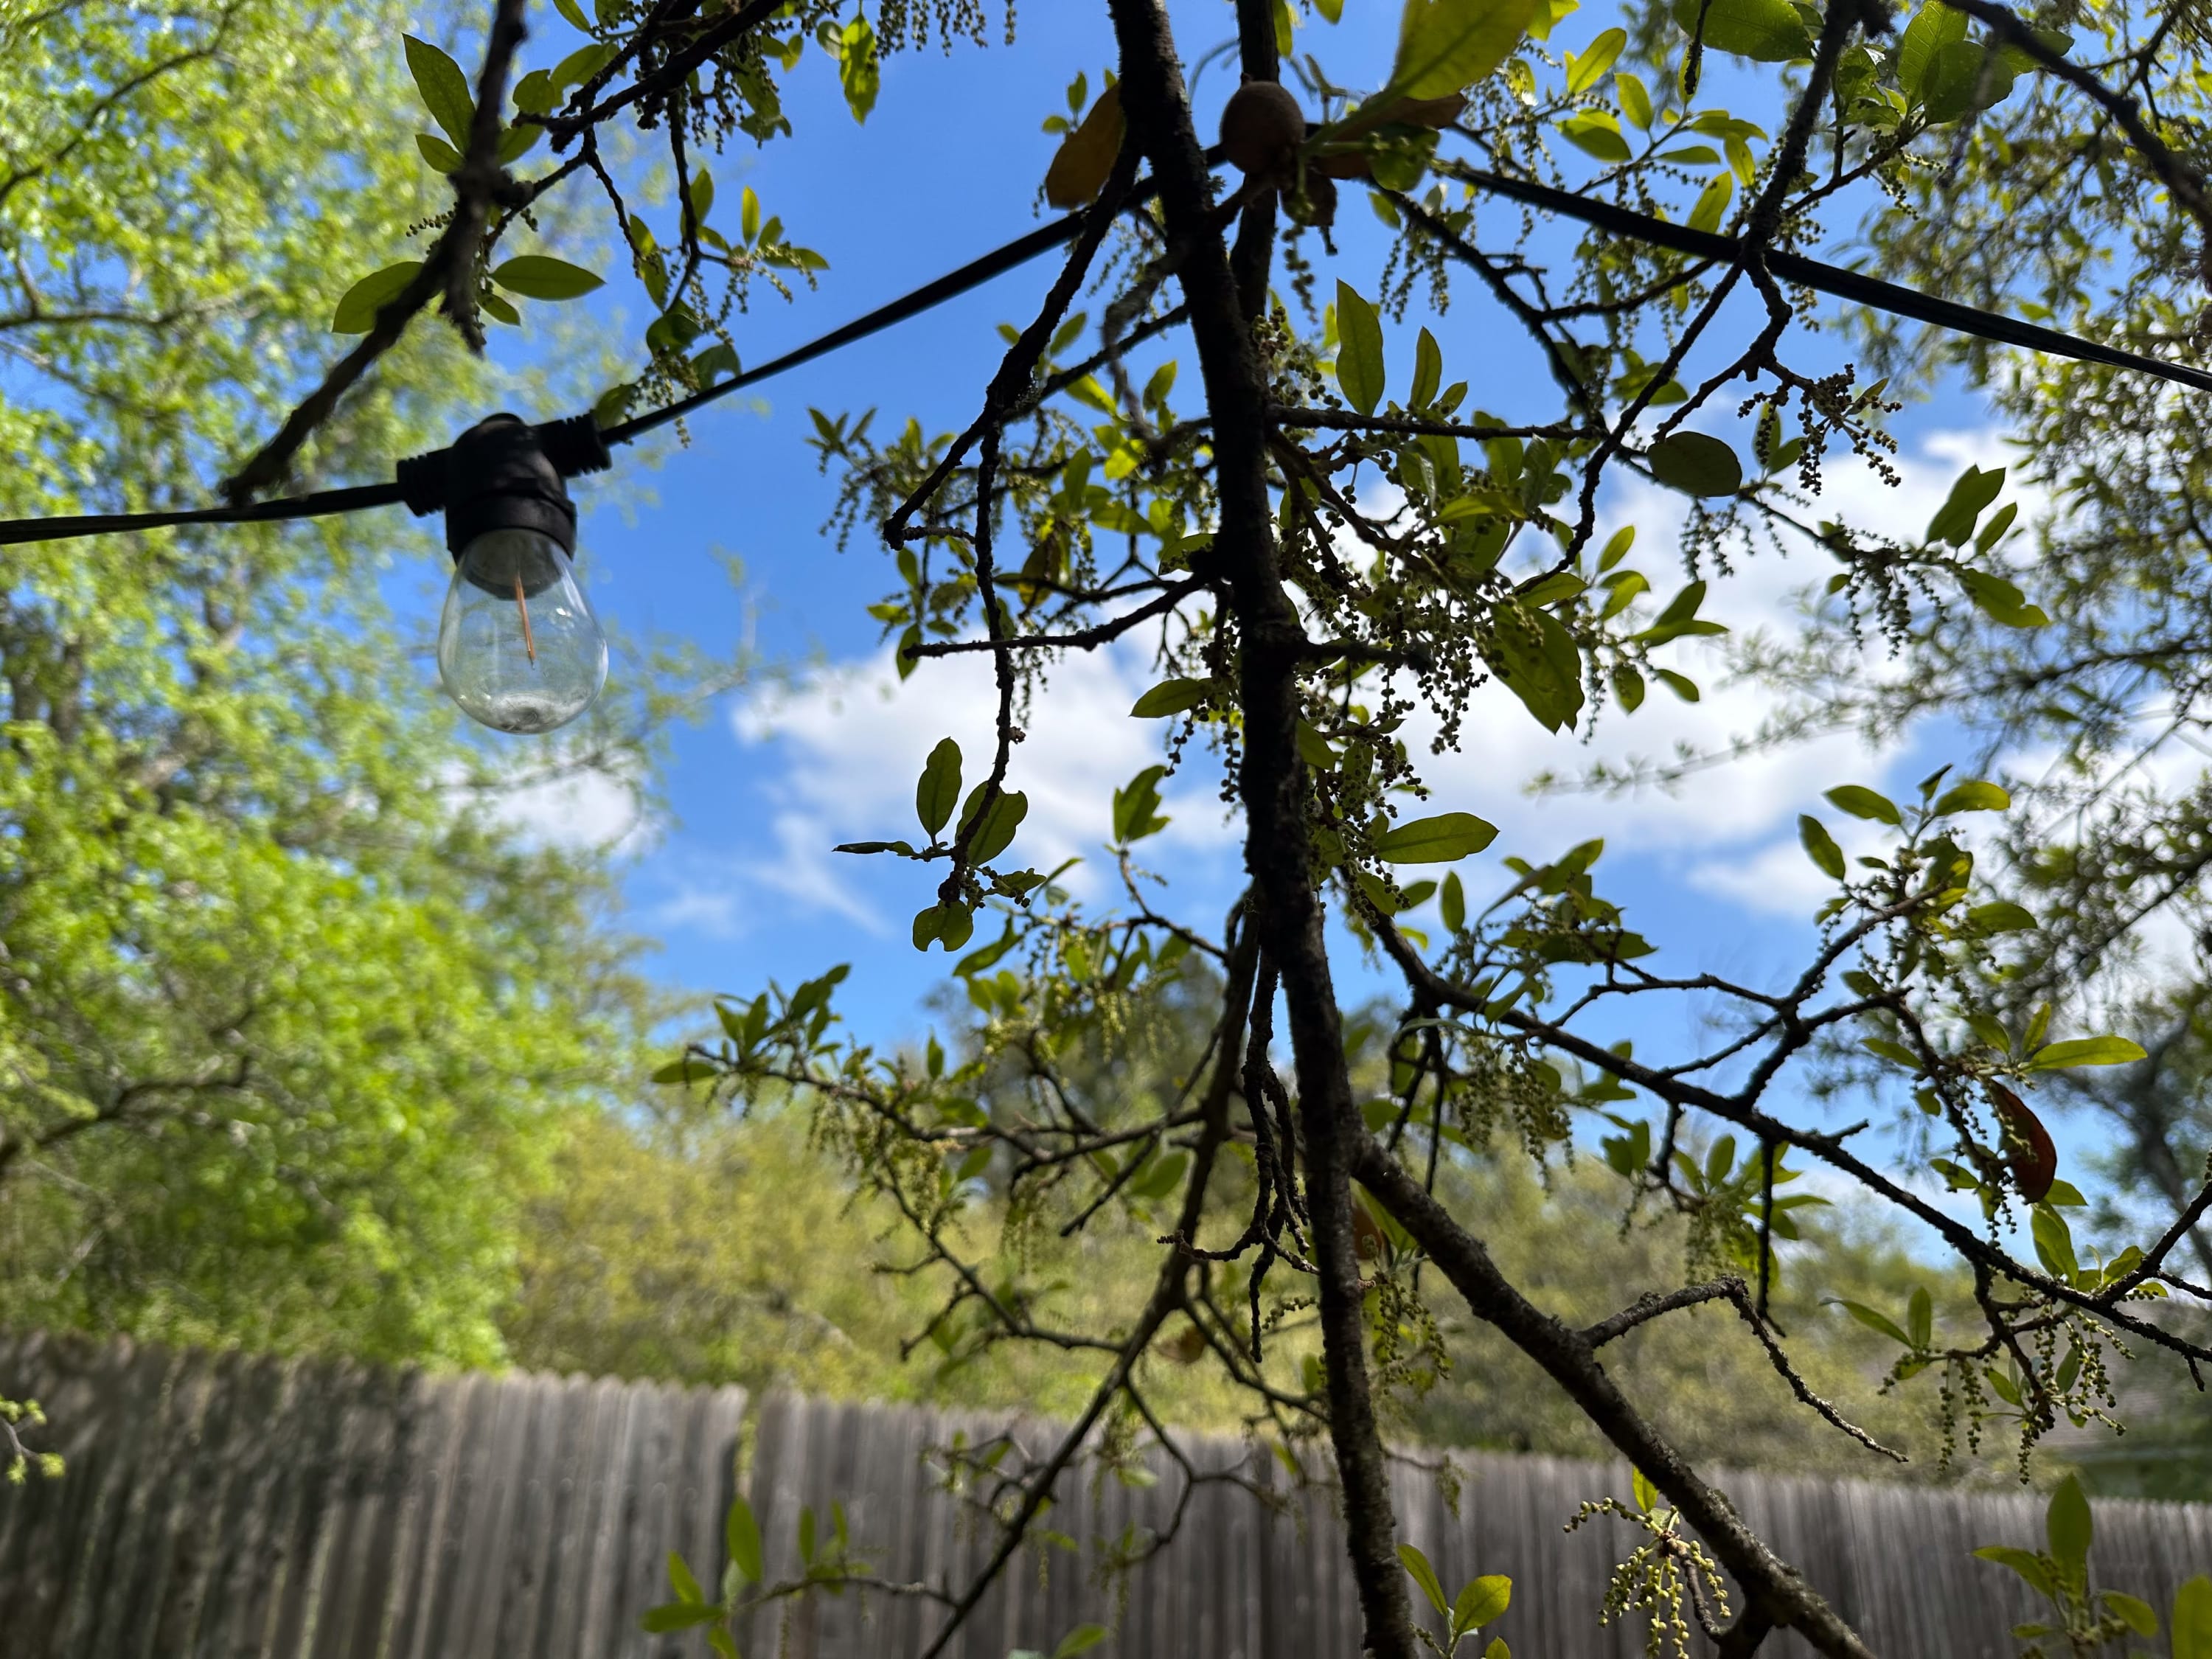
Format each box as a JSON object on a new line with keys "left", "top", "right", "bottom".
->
{"left": 1108, "top": 3, "right": 1418, "bottom": 1653}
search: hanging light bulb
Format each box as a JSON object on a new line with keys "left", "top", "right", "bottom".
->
{"left": 399, "top": 413, "right": 612, "bottom": 734}
{"left": 437, "top": 529, "right": 604, "bottom": 733}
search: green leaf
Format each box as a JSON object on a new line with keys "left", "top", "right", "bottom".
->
{"left": 1129, "top": 1149, "right": 1189, "bottom": 1201}
{"left": 913, "top": 902, "right": 975, "bottom": 953}
{"left": 916, "top": 738, "right": 962, "bottom": 838}
{"left": 1557, "top": 111, "right": 1632, "bottom": 163}
{"left": 1440, "top": 871, "right": 1467, "bottom": 932}
{"left": 1374, "top": 811, "right": 1499, "bottom": 864}
{"left": 550, "top": 40, "right": 617, "bottom": 93}
{"left": 1130, "top": 678, "right": 1210, "bottom": 718}
{"left": 1389, "top": 0, "right": 1542, "bottom": 100}
{"left": 1968, "top": 900, "right": 2036, "bottom": 933}
{"left": 708, "top": 1628, "right": 741, "bottom": 1659}
{"left": 1927, "top": 465, "right": 2006, "bottom": 546}
{"left": 1907, "top": 1285, "right": 1932, "bottom": 1350}
{"left": 1957, "top": 568, "right": 2049, "bottom": 627}
{"left": 490, "top": 255, "right": 604, "bottom": 300}
{"left": 1113, "top": 765, "right": 1171, "bottom": 844}
{"left": 1566, "top": 27, "right": 1624, "bottom": 93}
{"left": 1637, "top": 579, "right": 1722, "bottom": 644}
{"left": 669, "top": 1550, "right": 705, "bottom": 1603}
{"left": 1335, "top": 281, "right": 1386, "bottom": 415}
{"left": 2028, "top": 1036, "right": 2146, "bottom": 1071}
{"left": 1399, "top": 1543, "right": 1449, "bottom": 1615}
{"left": 2032, "top": 1206, "right": 2079, "bottom": 1281}
{"left": 1829, "top": 1298, "right": 1912, "bottom": 1346}
{"left": 1798, "top": 815, "right": 1846, "bottom": 880}
{"left": 1631, "top": 1467, "right": 1660, "bottom": 1512}
{"left": 415, "top": 132, "right": 462, "bottom": 174}
{"left": 1669, "top": 0, "right": 1812, "bottom": 61}
{"left": 1935, "top": 779, "right": 2010, "bottom": 813}
{"left": 497, "top": 122, "right": 541, "bottom": 164}
{"left": 1618, "top": 70, "right": 1653, "bottom": 128}
{"left": 1923, "top": 39, "right": 2016, "bottom": 123}
{"left": 403, "top": 35, "right": 474, "bottom": 149}
{"left": 2104, "top": 1591, "right": 2158, "bottom": 1638}
{"left": 1054, "top": 1627, "right": 1109, "bottom": 1659}
{"left": 1411, "top": 327, "right": 1444, "bottom": 408}
{"left": 331, "top": 262, "right": 422, "bottom": 334}
{"left": 1824, "top": 785, "right": 1901, "bottom": 826}
{"left": 726, "top": 1493, "right": 763, "bottom": 1582}
{"left": 1646, "top": 431, "right": 1742, "bottom": 496}
{"left": 2045, "top": 1474, "right": 2092, "bottom": 1573}
{"left": 643, "top": 1601, "right": 727, "bottom": 1632}
{"left": 1453, "top": 1574, "right": 1512, "bottom": 1635}
{"left": 959, "top": 787, "right": 1029, "bottom": 864}
{"left": 836, "top": 15, "right": 880, "bottom": 122}
{"left": 1896, "top": 1, "right": 1968, "bottom": 97}
{"left": 1686, "top": 171, "right": 1734, "bottom": 234}
{"left": 1488, "top": 603, "right": 1585, "bottom": 731}
{"left": 2174, "top": 1576, "right": 2212, "bottom": 1659}
{"left": 1975, "top": 1546, "right": 2057, "bottom": 1599}
{"left": 512, "top": 67, "right": 556, "bottom": 115}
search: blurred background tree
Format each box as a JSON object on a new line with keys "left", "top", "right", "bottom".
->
{"left": 0, "top": 0, "right": 680, "bottom": 1365}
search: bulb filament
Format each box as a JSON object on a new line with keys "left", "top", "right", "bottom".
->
{"left": 512, "top": 569, "right": 538, "bottom": 666}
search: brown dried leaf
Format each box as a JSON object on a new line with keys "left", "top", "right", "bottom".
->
{"left": 1991, "top": 1084, "right": 2059, "bottom": 1203}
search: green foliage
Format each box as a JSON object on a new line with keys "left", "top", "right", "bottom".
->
{"left": 0, "top": 1397, "right": 63, "bottom": 1485}
{"left": 1975, "top": 1476, "right": 2211, "bottom": 1658}
{"left": 0, "top": 0, "right": 666, "bottom": 1366}
{"left": 1399, "top": 1543, "right": 1513, "bottom": 1656}
{"left": 1390, "top": 0, "right": 1543, "bottom": 100}
{"left": 20, "top": 0, "right": 2212, "bottom": 1652}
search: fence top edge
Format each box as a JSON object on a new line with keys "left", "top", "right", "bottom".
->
{"left": 3, "top": 1328, "right": 2205, "bottom": 1523}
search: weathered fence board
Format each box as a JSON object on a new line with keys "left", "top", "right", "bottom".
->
{"left": 1, "top": 1330, "right": 2206, "bottom": 1658}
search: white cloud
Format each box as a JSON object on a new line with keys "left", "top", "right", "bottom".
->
{"left": 699, "top": 428, "right": 2034, "bottom": 933}
{"left": 724, "top": 634, "right": 1237, "bottom": 928}
{"left": 1381, "top": 431, "right": 2028, "bottom": 877}
{"left": 1687, "top": 814, "right": 1888, "bottom": 918}
{"left": 641, "top": 812, "right": 884, "bottom": 939}
{"left": 466, "top": 765, "right": 653, "bottom": 853}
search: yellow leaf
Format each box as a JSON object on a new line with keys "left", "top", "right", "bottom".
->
{"left": 1044, "top": 83, "right": 1124, "bottom": 208}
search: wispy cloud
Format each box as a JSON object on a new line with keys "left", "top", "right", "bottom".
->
{"left": 672, "top": 428, "right": 2028, "bottom": 936}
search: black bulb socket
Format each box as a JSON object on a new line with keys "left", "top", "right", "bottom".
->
{"left": 396, "top": 413, "right": 612, "bottom": 594}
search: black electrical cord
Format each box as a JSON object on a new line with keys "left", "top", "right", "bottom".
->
{"left": 0, "top": 204, "right": 1105, "bottom": 551}
{"left": 1, "top": 167, "right": 2206, "bottom": 552}
{"left": 1459, "top": 167, "right": 2212, "bottom": 396}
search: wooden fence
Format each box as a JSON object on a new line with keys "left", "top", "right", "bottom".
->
{"left": 1, "top": 1329, "right": 2207, "bottom": 1658}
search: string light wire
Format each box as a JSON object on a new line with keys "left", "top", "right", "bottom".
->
{"left": 1, "top": 170, "right": 2203, "bottom": 551}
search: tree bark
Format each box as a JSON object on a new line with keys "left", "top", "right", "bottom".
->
{"left": 1105, "top": 4, "right": 1418, "bottom": 1655}
{"left": 1352, "top": 1142, "right": 1877, "bottom": 1658}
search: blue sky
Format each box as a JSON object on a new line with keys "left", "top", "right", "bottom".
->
{"left": 410, "top": 0, "right": 2055, "bottom": 1145}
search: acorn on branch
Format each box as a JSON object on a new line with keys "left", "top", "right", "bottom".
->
{"left": 1219, "top": 79, "right": 1307, "bottom": 187}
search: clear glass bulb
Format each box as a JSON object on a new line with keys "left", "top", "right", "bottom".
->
{"left": 436, "top": 528, "right": 608, "bottom": 734}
